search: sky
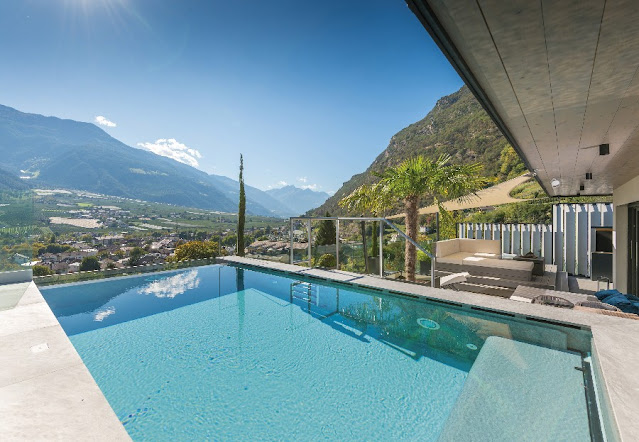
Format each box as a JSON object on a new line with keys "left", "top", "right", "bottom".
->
{"left": 0, "top": 0, "right": 462, "bottom": 194}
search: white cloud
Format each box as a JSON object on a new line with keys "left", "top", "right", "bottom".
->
{"left": 267, "top": 180, "right": 288, "bottom": 189}
{"left": 301, "top": 184, "right": 318, "bottom": 191}
{"left": 95, "top": 116, "right": 117, "bottom": 127}
{"left": 137, "top": 138, "right": 202, "bottom": 168}
{"left": 297, "top": 176, "right": 308, "bottom": 183}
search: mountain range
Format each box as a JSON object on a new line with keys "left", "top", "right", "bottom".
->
{"left": 312, "top": 86, "right": 525, "bottom": 215}
{"left": 0, "top": 104, "right": 328, "bottom": 217}
{"left": 265, "top": 185, "right": 330, "bottom": 216}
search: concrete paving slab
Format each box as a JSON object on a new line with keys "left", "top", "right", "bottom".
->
{"left": 0, "top": 302, "right": 58, "bottom": 338}
{"left": 0, "top": 325, "right": 83, "bottom": 388}
{"left": 16, "top": 282, "right": 48, "bottom": 307}
{"left": 0, "top": 282, "right": 30, "bottom": 311}
{"left": 0, "top": 364, "right": 130, "bottom": 441}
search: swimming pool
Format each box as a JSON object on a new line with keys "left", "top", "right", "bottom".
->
{"left": 41, "top": 264, "right": 601, "bottom": 441}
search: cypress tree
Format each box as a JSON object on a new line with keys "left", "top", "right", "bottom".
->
{"left": 315, "top": 211, "right": 336, "bottom": 246}
{"left": 237, "top": 154, "right": 246, "bottom": 256}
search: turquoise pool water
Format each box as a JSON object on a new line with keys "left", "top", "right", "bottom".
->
{"left": 41, "top": 265, "right": 596, "bottom": 441}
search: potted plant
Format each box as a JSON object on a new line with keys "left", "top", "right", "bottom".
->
{"left": 417, "top": 250, "right": 431, "bottom": 275}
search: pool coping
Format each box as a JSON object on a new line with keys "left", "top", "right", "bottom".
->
{"left": 0, "top": 282, "right": 131, "bottom": 441}
{"left": 220, "top": 256, "right": 639, "bottom": 442}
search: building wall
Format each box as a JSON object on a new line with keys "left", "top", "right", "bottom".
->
{"left": 612, "top": 174, "right": 639, "bottom": 292}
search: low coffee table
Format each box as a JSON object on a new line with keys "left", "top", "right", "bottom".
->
{"left": 513, "top": 255, "right": 544, "bottom": 276}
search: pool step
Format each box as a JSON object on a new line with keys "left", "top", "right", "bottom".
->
{"left": 438, "top": 336, "right": 590, "bottom": 441}
{"left": 456, "top": 282, "right": 514, "bottom": 298}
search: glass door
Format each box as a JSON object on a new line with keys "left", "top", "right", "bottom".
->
{"left": 628, "top": 205, "right": 639, "bottom": 295}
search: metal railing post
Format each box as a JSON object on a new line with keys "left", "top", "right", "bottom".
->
{"left": 431, "top": 258, "right": 436, "bottom": 288}
{"left": 307, "top": 219, "right": 312, "bottom": 268}
{"left": 379, "top": 221, "right": 383, "bottom": 277}
{"left": 335, "top": 219, "right": 340, "bottom": 270}
{"left": 290, "top": 218, "right": 294, "bottom": 264}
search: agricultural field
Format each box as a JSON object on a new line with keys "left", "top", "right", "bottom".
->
{"left": 1, "top": 188, "right": 287, "bottom": 240}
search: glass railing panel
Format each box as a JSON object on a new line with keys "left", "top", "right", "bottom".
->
{"left": 382, "top": 229, "right": 433, "bottom": 285}
{"left": 289, "top": 220, "right": 310, "bottom": 265}
{"left": 336, "top": 219, "right": 368, "bottom": 274}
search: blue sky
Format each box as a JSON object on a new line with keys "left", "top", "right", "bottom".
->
{"left": 0, "top": 0, "right": 462, "bottom": 193}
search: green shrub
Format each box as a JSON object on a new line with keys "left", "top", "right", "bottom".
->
{"left": 316, "top": 253, "right": 336, "bottom": 268}
{"left": 417, "top": 250, "right": 431, "bottom": 263}
{"left": 32, "top": 265, "right": 53, "bottom": 276}
{"left": 79, "top": 256, "right": 101, "bottom": 271}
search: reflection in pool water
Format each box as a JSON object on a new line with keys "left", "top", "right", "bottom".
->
{"left": 138, "top": 269, "right": 200, "bottom": 299}
{"left": 94, "top": 306, "right": 115, "bottom": 322}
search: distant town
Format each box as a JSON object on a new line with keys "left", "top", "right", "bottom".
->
{"left": 0, "top": 188, "right": 303, "bottom": 274}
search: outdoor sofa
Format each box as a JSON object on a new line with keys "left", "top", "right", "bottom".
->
{"left": 435, "top": 238, "right": 534, "bottom": 281}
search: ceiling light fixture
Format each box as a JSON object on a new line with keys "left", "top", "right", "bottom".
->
{"left": 551, "top": 178, "right": 560, "bottom": 188}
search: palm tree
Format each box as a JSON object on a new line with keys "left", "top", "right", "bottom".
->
{"left": 377, "top": 154, "right": 485, "bottom": 281}
{"left": 339, "top": 182, "right": 394, "bottom": 273}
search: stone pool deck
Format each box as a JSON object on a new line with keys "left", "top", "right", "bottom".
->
{"left": 0, "top": 282, "right": 130, "bottom": 441}
{"left": 1, "top": 259, "right": 638, "bottom": 440}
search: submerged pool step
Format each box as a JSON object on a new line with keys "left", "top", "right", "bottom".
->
{"left": 438, "top": 336, "right": 590, "bottom": 442}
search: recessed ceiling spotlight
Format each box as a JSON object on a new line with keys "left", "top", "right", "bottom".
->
{"left": 586, "top": 172, "right": 593, "bottom": 180}
{"left": 551, "top": 178, "right": 560, "bottom": 188}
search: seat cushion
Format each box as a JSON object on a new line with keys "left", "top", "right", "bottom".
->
{"left": 463, "top": 257, "right": 533, "bottom": 271}
{"left": 458, "top": 239, "right": 501, "bottom": 256}
{"left": 437, "top": 252, "right": 476, "bottom": 266}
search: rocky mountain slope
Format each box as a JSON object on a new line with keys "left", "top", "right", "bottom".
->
{"left": 312, "top": 86, "right": 525, "bottom": 215}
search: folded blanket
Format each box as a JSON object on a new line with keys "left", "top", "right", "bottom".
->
{"left": 595, "top": 289, "right": 620, "bottom": 301}
{"left": 598, "top": 292, "right": 639, "bottom": 315}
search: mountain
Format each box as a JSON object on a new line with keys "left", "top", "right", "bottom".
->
{"left": 312, "top": 86, "right": 524, "bottom": 215}
{"left": 0, "top": 105, "right": 296, "bottom": 217}
{"left": 265, "top": 185, "right": 330, "bottom": 216}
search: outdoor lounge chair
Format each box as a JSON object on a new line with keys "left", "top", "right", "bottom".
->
{"left": 575, "top": 301, "right": 620, "bottom": 311}
{"left": 435, "top": 238, "right": 534, "bottom": 281}
{"left": 531, "top": 295, "right": 574, "bottom": 309}
{"left": 439, "top": 271, "right": 470, "bottom": 291}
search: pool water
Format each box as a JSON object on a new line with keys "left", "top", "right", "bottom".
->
{"left": 41, "top": 265, "right": 596, "bottom": 441}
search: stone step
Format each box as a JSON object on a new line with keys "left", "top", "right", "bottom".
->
{"left": 435, "top": 270, "right": 554, "bottom": 291}
{"left": 438, "top": 336, "right": 590, "bottom": 441}
{"left": 457, "top": 282, "right": 514, "bottom": 298}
